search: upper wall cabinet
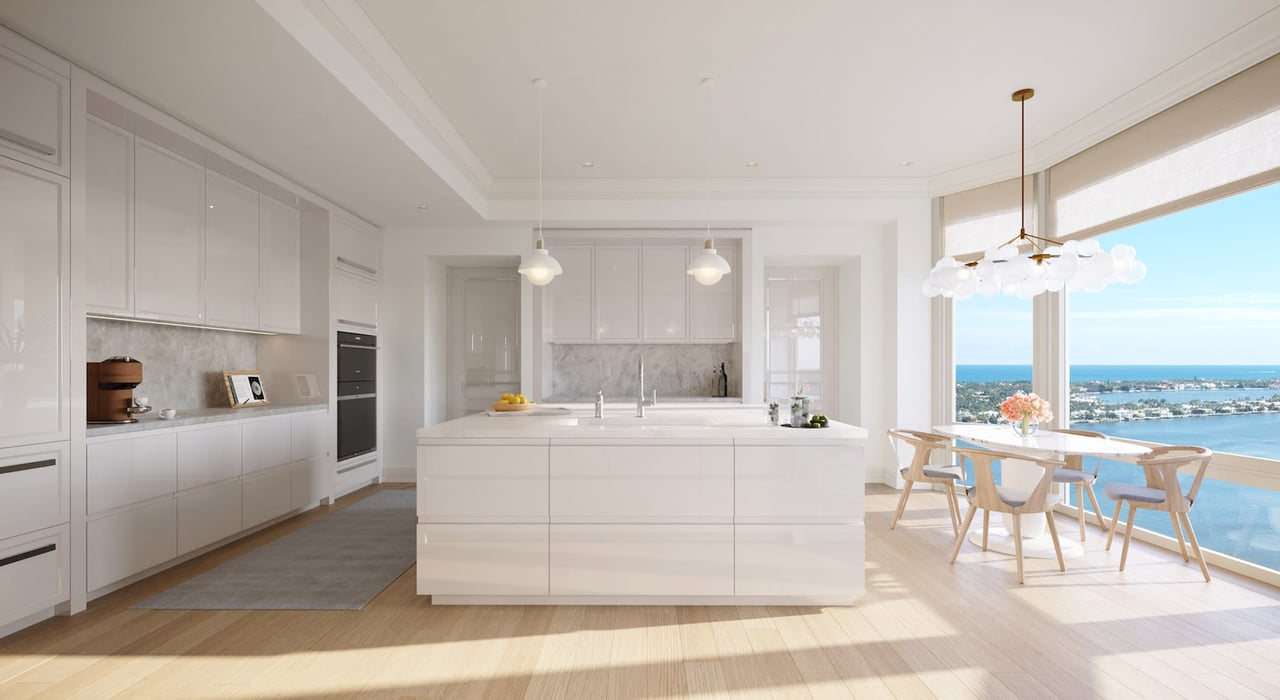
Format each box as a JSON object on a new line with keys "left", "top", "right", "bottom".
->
{"left": 642, "top": 246, "right": 689, "bottom": 341}
{"left": 334, "top": 269, "right": 379, "bottom": 331}
{"left": 134, "top": 137, "right": 205, "bottom": 324}
{"left": 333, "top": 214, "right": 379, "bottom": 279}
{"left": 546, "top": 246, "right": 593, "bottom": 342}
{"left": 690, "top": 244, "right": 739, "bottom": 342}
{"left": 259, "top": 195, "right": 301, "bottom": 334}
{"left": 0, "top": 39, "right": 69, "bottom": 176}
{"left": 84, "top": 116, "right": 133, "bottom": 316}
{"left": 595, "top": 246, "right": 641, "bottom": 342}
{"left": 204, "top": 170, "right": 260, "bottom": 330}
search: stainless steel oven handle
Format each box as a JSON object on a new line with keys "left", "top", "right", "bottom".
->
{"left": 337, "top": 393, "right": 377, "bottom": 401}
{"left": 336, "top": 257, "right": 378, "bottom": 275}
{"left": 338, "top": 343, "right": 379, "bottom": 350}
{"left": 337, "top": 319, "right": 377, "bottom": 329}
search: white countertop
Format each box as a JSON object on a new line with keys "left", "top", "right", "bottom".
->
{"left": 87, "top": 403, "right": 327, "bottom": 437}
{"left": 932, "top": 423, "right": 1151, "bottom": 457}
{"left": 418, "top": 405, "right": 866, "bottom": 442}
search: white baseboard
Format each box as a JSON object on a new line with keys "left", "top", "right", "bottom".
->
{"left": 381, "top": 465, "right": 416, "bottom": 483}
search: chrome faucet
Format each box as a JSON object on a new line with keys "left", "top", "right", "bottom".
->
{"left": 595, "top": 391, "right": 606, "bottom": 418}
{"left": 636, "top": 356, "right": 657, "bottom": 417}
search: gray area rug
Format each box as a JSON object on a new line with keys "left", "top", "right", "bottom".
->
{"left": 135, "top": 489, "right": 416, "bottom": 610}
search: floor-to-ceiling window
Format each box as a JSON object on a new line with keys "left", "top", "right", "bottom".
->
{"left": 765, "top": 268, "right": 836, "bottom": 414}
{"left": 953, "top": 295, "right": 1032, "bottom": 423}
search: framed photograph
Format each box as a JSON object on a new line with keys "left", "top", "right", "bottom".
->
{"left": 223, "top": 371, "right": 271, "bottom": 407}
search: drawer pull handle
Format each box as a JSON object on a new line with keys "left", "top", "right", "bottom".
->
{"left": 0, "top": 543, "right": 56, "bottom": 569}
{"left": 336, "top": 257, "right": 377, "bottom": 275}
{"left": 0, "top": 458, "right": 56, "bottom": 476}
{"left": 0, "top": 127, "right": 56, "bottom": 156}
{"left": 337, "top": 318, "right": 377, "bottom": 330}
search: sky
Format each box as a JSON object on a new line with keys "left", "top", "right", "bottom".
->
{"left": 955, "top": 180, "right": 1280, "bottom": 365}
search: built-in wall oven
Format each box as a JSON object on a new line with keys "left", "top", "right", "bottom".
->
{"left": 337, "top": 331, "right": 376, "bottom": 462}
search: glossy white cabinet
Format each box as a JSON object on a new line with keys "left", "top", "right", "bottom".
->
{"left": 258, "top": 194, "right": 301, "bottom": 333}
{"left": 735, "top": 445, "right": 863, "bottom": 523}
{"left": 176, "top": 424, "right": 243, "bottom": 491}
{"left": 134, "top": 137, "right": 204, "bottom": 324}
{"left": 641, "top": 245, "right": 689, "bottom": 340}
{"left": 291, "top": 455, "right": 329, "bottom": 509}
{"left": 177, "top": 478, "right": 242, "bottom": 555}
{"left": 86, "top": 432, "right": 176, "bottom": 515}
{"left": 291, "top": 411, "right": 329, "bottom": 462}
{"left": 0, "top": 39, "right": 68, "bottom": 175}
{"left": 334, "top": 269, "right": 379, "bottom": 330}
{"left": 549, "top": 445, "right": 732, "bottom": 523}
{"left": 87, "top": 498, "right": 176, "bottom": 591}
{"left": 418, "top": 524, "right": 549, "bottom": 595}
{"left": 0, "top": 525, "right": 69, "bottom": 628}
{"left": 419, "top": 445, "right": 548, "bottom": 522}
{"left": 545, "top": 246, "right": 593, "bottom": 342}
{"left": 735, "top": 524, "right": 864, "bottom": 597}
{"left": 594, "top": 246, "right": 641, "bottom": 341}
{"left": 204, "top": 170, "right": 260, "bottom": 329}
{"left": 690, "top": 244, "right": 739, "bottom": 341}
{"left": 242, "top": 463, "right": 292, "bottom": 529}
{"left": 84, "top": 116, "right": 133, "bottom": 315}
{"left": 550, "top": 524, "right": 733, "bottom": 596}
{"left": 0, "top": 156, "right": 68, "bottom": 448}
{"left": 0, "top": 443, "right": 69, "bottom": 542}
{"left": 333, "top": 214, "right": 380, "bottom": 278}
{"left": 242, "top": 417, "right": 293, "bottom": 475}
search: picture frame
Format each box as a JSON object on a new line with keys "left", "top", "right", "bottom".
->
{"left": 223, "top": 371, "right": 270, "bottom": 407}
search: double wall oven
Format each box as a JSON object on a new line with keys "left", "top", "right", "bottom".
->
{"left": 337, "top": 331, "right": 376, "bottom": 462}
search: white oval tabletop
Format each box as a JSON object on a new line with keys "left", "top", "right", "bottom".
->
{"left": 932, "top": 423, "right": 1151, "bottom": 457}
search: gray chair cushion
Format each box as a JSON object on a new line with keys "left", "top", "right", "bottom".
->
{"left": 900, "top": 464, "right": 963, "bottom": 480}
{"left": 1104, "top": 482, "right": 1167, "bottom": 504}
{"left": 1052, "top": 468, "right": 1096, "bottom": 484}
{"left": 966, "top": 485, "right": 1063, "bottom": 509}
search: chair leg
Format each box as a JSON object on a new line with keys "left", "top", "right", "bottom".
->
{"left": 1045, "top": 512, "right": 1066, "bottom": 572}
{"left": 1169, "top": 511, "right": 1189, "bottom": 562}
{"left": 1076, "top": 484, "right": 1087, "bottom": 542}
{"left": 1011, "top": 513, "right": 1024, "bottom": 584}
{"left": 943, "top": 482, "right": 959, "bottom": 538}
{"left": 1119, "top": 504, "right": 1137, "bottom": 572}
{"left": 1179, "top": 512, "right": 1211, "bottom": 582}
{"left": 947, "top": 483, "right": 963, "bottom": 534}
{"left": 890, "top": 480, "right": 914, "bottom": 530}
{"left": 981, "top": 510, "right": 990, "bottom": 552}
{"left": 949, "top": 504, "right": 978, "bottom": 564}
{"left": 1084, "top": 482, "right": 1106, "bottom": 530}
{"left": 1106, "top": 500, "right": 1124, "bottom": 551}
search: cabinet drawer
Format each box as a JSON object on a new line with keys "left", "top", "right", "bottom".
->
{"left": 177, "top": 424, "right": 242, "bottom": 491}
{"left": 335, "top": 456, "right": 379, "bottom": 496}
{"left": 87, "top": 432, "right": 176, "bottom": 515}
{"left": 291, "top": 456, "right": 329, "bottom": 509}
{"left": 550, "top": 524, "right": 733, "bottom": 596}
{"left": 177, "top": 479, "right": 242, "bottom": 555}
{"left": 242, "top": 417, "right": 293, "bottom": 474}
{"left": 243, "top": 464, "right": 293, "bottom": 529}
{"left": 419, "top": 445, "right": 548, "bottom": 522}
{"left": 550, "top": 446, "right": 732, "bottom": 522}
{"left": 88, "top": 499, "right": 176, "bottom": 591}
{"left": 735, "top": 445, "right": 863, "bottom": 522}
{"left": 0, "top": 525, "right": 69, "bottom": 626}
{"left": 291, "top": 411, "right": 329, "bottom": 462}
{"left": 0, "top": 42, "right": 68, "bottom": 174}
{"left": 735, "top": 524, "right": 864, "bottom": 598}
{"left": 0, "top": 443, "right": 69, "bottom": 541}
{"left": 417, "top": 524, "right": 548, "bottom": 595}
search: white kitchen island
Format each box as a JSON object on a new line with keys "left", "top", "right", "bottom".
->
{"left": 416, "top": 405, "right": 867, "bottom": 605}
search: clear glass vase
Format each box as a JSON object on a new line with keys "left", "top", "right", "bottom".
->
{"left": 1011, "top": 416, "right": 1039, "bottom": 437}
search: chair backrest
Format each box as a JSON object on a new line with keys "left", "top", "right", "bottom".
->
{"left": 887, "top": 429, "right": 951, "bottom": 481}
{"left": 954, "top": 446, "right": 1059, "bottom": 514}
{"left": 1047, "top": 428, "right": 1107, "bottom": 475}
{"left": 1136, "top": 445, "right": 1214, "bottom": 513}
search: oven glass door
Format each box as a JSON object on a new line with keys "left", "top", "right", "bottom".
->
{"left": 337, "top": 395, "right": 376, "bottom": 461}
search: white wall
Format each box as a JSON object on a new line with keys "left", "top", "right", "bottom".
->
{"left": 380, "top": 197, "right": 933, "bottom": 483}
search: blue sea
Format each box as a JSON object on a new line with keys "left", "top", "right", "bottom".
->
{"left": 957, "top": 364, "right": 1280, "bottom": 571}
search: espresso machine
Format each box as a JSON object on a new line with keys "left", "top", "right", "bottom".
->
{"left": 87, "top": 356, "right": 151, "bottom": 423}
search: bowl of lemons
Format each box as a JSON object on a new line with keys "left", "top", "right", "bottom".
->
{"left": 492, "top": 393, "right": 535, "bottom": 412}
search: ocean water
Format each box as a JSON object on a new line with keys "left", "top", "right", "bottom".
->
{"left": 1089, "top": 388, "right": 1280, "bottom": 405}
{"left": 957, "top": 364, "right": 1280, "bottom": 571}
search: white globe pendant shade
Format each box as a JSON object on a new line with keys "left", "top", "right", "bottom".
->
{"left": 518, "top": 242, "right": 563, "bottom": 286}
{"left": 687, "top": 241, "right": 732, "bottom": 286}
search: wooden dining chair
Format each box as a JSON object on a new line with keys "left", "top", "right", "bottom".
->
{"left": 887, "top": 429, "right": 964, "bottom": 536}
{"left": 1104, "top": 445, "right": 1214, "bottom": 581}
{"left": 1046, "top": 428, "right": 1109, "bottom": 540}
{"left": 949, "top": 447, "right": 1066, "bottom": 584}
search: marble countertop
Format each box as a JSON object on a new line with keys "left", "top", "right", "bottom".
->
{"left": 87, "top": 403, "right": 327, "bottom": 438}
{"left": 543, "top": 395, "right": 744, "bottom": 404}
{"left": 418, "top": 405, "right": 865, "bottom": 443}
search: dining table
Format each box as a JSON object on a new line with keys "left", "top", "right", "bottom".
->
{"left": 932, "top": 423, "right": 1152, "bottom": 559}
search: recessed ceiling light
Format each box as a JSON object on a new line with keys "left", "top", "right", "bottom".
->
{"left": 416, "top": 203, "right": 430, "bottom": 210}
{"left": 580, "top": 161, "right": 594, "bottom": 168}
{"left": 208, "top": 204, "right": 215, "bottom": 209}
{"left": 745, "top": 161, "right": 759, "bottom": 167}
{"left": 898, "top": 160, "right": 915, "bottom": 167}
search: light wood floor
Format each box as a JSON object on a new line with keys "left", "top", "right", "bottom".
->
{"left": 3, "top": 484, "right": 1280, "bottom": 699}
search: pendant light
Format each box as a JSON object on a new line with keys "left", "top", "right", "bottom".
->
{"left": 687, "top": 77, "right": 732, "bottom": 286}
{"left": 518, "top": 77, "right": 563, "bottom": 286}
{"left": 924, "top": 88, "right": 1146, "bottom": 300}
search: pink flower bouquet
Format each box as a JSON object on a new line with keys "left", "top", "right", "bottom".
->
{"left": 999, "top": 391, "right": 1053, "bottom": 436}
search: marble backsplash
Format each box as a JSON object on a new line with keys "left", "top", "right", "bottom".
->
{"left": 550, "top": 344, "right": 739, "bottom": 399}
{"left": 87, "top": 319, "right": 258, "bottom": 410}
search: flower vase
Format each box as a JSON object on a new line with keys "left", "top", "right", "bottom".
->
{"left": 1011, "top": 415, "right": 1039, "bottom": 437}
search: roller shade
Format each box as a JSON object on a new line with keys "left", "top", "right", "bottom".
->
{"left": 941, "top": 175, "right": 1035, "bottom": 258}
{"left": 1050, "top": 53, "right": 1280, "bottom": 240}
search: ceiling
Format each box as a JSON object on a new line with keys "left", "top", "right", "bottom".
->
{"left": 1, "top": 0, "right": 1279, "bottom": 228}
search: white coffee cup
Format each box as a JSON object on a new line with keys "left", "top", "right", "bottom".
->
{"left": 159, "top": 408, "right": 176, "bottom": 420}
{"left": 134, "top": 396, "right": 150, "bottom": 407}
